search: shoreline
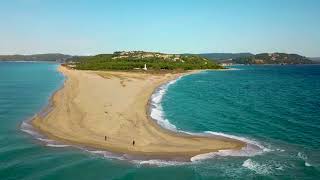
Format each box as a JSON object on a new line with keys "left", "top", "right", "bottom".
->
{"left": 28, "top": 65, "right": 246, "bottom": 161}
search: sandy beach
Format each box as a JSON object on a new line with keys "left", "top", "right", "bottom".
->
{"left": 31, "top": 66, "right": 245, "bottom": 160}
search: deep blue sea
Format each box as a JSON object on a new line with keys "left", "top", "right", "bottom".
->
{"left": 0, "top": 62, "right": 319, "bottom": 179}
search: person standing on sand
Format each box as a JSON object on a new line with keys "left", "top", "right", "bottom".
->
{"left": 132, "top": 140, "right": 135, "bottom": 146}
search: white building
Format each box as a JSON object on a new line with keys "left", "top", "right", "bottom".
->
{"left": 143, "top": 64, "right": 147, "bottom": 71}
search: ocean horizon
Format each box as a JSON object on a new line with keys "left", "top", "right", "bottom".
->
{"left": 0, "top": 62, "right": 319, "bottom": 179}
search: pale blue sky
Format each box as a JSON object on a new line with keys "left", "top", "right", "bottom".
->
{"left": 1, "top": 0, "right": 319, "bottom": 56}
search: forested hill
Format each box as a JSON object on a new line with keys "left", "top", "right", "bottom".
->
{"left": 68, "top": 51, "right": 223, "bottom": 71}
{"left": 197, "top": 53, "right": 254, "bottom": 61}
{"left": 233, "top": 53, "right": 313, "bottom": 64}
{"left": 0, "top": 54, "right": 72, "bottom": 62}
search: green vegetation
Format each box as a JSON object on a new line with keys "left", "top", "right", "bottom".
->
{"left": 69, "top": 51, "right": 223, "bottom": 71}
{"left": 233, "top": 53, "right": 313, "bottom": 65}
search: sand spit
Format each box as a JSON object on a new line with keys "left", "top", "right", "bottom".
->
{"left": 32, "top": 66, "right": 245, "bottom": 160}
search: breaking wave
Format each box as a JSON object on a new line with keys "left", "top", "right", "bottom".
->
{"left": 298, "top": 152, "right": 312, "bottom": 167}
{"left": 242, "top": 159, "right": 273, "bottom": 175}
{"left": 149, "top": 76, "right": 182, "bottom": 131}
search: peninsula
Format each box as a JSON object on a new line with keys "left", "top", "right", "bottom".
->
{"left": 232, "top": 53, "right": 313, "bottom": 65}
{"left": 31, "top": 52, "right": 245, "bottom": 160}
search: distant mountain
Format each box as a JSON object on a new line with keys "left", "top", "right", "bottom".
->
{"left": 0, "top": 53, "right": 72, "bottom": 62}
{"left": 2, "top": 52, "right": 316, "bottom": 65}
{"left": 196, "top": 53, "right": 254, "bottom": 61}
{"left": 309, "top": 57, "right": 320, "bottom": 62}
{"left": 233, "top": 53, "right": 313, "bottom": 65}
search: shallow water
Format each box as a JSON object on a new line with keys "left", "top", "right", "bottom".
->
{"left": 0, "top": 62, "right": 319, "bottom": 179}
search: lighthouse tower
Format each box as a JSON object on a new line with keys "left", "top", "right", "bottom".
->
{"left": 143, "top": 64, "right": 147, "bottom": 71}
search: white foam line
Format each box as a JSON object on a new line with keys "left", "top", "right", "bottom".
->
{"left": 150, "top": 76, "right": 183, "bottom": 131}
{"left": 22, "top": 121, "right": 186, "bottom": 166}
{"left": 136, "top": 159, "right": 187, "bottom": 167}
{"left": 189, "top": 133, "right": 272, "bottom": 161}
{"left": 190, "top": 131, "right": 268, "bottom": 162}
{"left": 46, "top": 144, "right": 71, "bottom": 148}
{"left": 204, "top": 131, "right": 270, "bottom": 152}
{"left": 21, "top": 121, "right": 68, "bottom": 146}
{"left": 21, "top": 121, "right": 42, "bottom": 137}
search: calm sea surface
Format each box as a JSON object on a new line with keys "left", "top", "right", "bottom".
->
{"left": 0, "top": 62, "right": 319, "bottom": 179}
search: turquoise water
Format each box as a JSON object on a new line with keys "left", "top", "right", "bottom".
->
{"left": 161, "top": 65, "right": 320, "bottom": 178}
{"left": 0, "top": 62, "right": 319, "bottom": 179}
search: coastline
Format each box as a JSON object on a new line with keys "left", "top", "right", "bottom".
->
{"left": 29, "top": 65, "right": 246, "bottom": 161}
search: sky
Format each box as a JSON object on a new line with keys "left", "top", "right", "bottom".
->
{"left": 0, "top": 0, "right": 319, "bottom": 57}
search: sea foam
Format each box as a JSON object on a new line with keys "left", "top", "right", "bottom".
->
{"left": 298, "top": 152, "right": 312, "bottom": 167}
{"left": 136, "top": 159, "right": 187, "bottom": 167}
{"left": 21, "top": 121, "right": 71, "bottom": 147}
{"left": 21, "top": 121, "right": 42, "bottom": 137}
{"left": 242, "top": 159, "right": 272, "bottom": 175}
{"left": 190, "top": 131, "right": 267, "bottom": 162}
{"left": 21, "top": 120, "right": 184, "bottom": 166}
{"left": 149, "top": 77, "right": 182, "bottom": 131}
